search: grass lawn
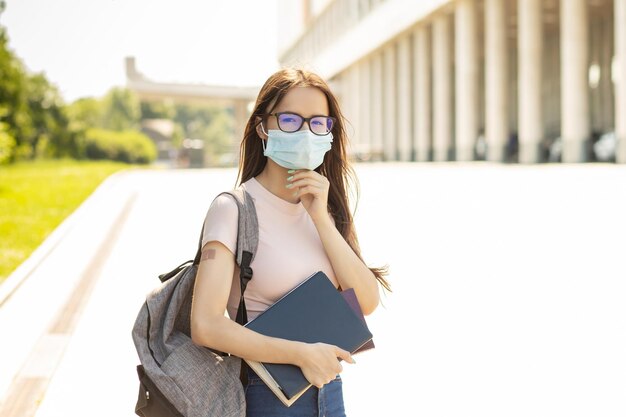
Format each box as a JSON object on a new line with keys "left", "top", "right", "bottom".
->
{"left": 0, "top": 158, "right": 142, "bottom": 284}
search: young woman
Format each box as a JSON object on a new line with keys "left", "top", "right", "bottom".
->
{"left": 190, "top": 68, "right": 390, "bottom": 417}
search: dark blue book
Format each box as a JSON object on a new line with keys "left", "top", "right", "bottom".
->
{"left": 243, "top": 271, "right": 373, "bottom": 406}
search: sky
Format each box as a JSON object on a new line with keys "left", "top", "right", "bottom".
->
{"left": 2, "top": 0, "right": 280, "bottom": 102}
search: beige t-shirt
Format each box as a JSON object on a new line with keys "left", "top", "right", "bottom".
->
{"left": 201, "top": 177, "right": 338, "bottom": 321}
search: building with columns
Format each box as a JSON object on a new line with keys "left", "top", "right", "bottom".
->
{"left": 278, "top": 0, "right": 626, "bottom": 163}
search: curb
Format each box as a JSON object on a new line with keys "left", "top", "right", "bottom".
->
{"left": 0, "top": 169, "right": 132, "bottom": 308}
{"left": 0, "top": 190, "right": 138, "bottom": 417}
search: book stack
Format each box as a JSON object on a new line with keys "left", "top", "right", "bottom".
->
{"left": 244, "top": 271, "right": 374, "bottom": 406}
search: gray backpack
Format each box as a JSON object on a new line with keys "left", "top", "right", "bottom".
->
{"left": 131, "top": 189, "right": 259, "bottom": 417}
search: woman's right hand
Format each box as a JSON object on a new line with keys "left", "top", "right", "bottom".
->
{"left": 295, "top": 342, "right": 355, "bottom": 388}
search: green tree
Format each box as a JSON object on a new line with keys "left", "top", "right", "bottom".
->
{"left": 66, "top": 97, "right": 103, "bottom": 131}
{"left": 174, "top": 104, "right": 233, "bottom": 147}
{"left": 0, "top": 119, "right": 15, "bottom": 164}
{"left": 171, "top": 122, "right": 184, "bottom": 149}
{"left": 1, "top": 1, "right": 152, "bottom": 163}
{"left": 203, "top": 108, "right": 233, "bottom": 163}
{"left": 0, "top": 7, "right": 33, "bottom": 161}
{"left": 174, "top": 103, "right": 216, "bottom": 139}
{"left": 65, "top": 97, "right": 103, "bottom": 159}
{"left": 25, "top": 73, "right": 73, "bottom": 158}
{"left": 141, "top": 100, "right": 175, "bottom": 120}
{"left": 173, "top": 103, "right": 233, "bottom": 165}
{"left": 101, "top": 87, "right": 140, "bottom": 131}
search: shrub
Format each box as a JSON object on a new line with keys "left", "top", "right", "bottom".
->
{"left": 83, "top": 128, "right": 156, "bottom": 164}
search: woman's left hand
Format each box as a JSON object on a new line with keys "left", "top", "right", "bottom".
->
{"left": 288, "top": 169, "right": 330, "bottom": 223}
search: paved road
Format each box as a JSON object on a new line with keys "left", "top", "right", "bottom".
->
{"left": 0, "top": 163, "right": 625, "bottom": 417}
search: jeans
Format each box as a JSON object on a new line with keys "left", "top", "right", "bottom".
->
{"left": 245, "top": 367, "right": 346, "bottom": 417}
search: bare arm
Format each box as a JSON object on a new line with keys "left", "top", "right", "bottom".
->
{"left": 289, "top": 170, "right": 381, "bottom": 315}
{"left": 189, "top": 240, "right": 354, "bottom": 388}
{"left": 312, "top": 216, "right": 380, "bottom": 315}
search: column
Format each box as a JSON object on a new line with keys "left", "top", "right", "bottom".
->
{"left": 433, "top": 14, "right": 453, "bottom": 161}
{"left": 383, "top": 45, "right": 397, "bottom": 161}
{"left": 348, "top": 0, "right": 360, "bottom": 25}
{"left": 371, "top": 52, "right": 384, "bottom": 160}
{"left": 485, "top": 0, "right": 508, "bottom": 162}
{"left": 359, "top": 59, "right": 372, "bottom": 161}
{"left": 414, "top": 25, "right": 432, "bottom": 162}
{"left": 397, "top": 35, "right": 413, "bottom": 161}
{"left": 346, "top": 65, "right": 361, "bottom": 160}
{"left": 358, "top": 0, "right": 370, "bottom": 19}
{"left": 561, "top": 0, "right": 590, "bottom": 163}
{"left": 455, "top": 0, "right": 479, "bottom": 161}
{"left": 518, "top": 0, "right": 543, "bottom": 163}
{"left": 616, "top": 0, "right": 626, "bottom": 163}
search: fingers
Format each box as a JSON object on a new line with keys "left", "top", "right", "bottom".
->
{"left": 288, "top": 170, "right": 328, "bottom": 185}
{"left": 289, "top": 178, "right": 326, "bottom": 191}
{"left": 315, "top": 371, "right": 340, "bottom": 388}
{"left": 293, "top": 185, "right": 322, "bottom": 198}
{"left": 312, "top": 376, "right": 337, "bottom": 389}
{"left": 335, "top": 347, "right": 355, "bottom": 364}
{"left": 288, "top": 178, "right": 328, "bottom": 197}
{"left": 303, "top": 344, "right": 351, "bottom": 389}
{"left": 305, "top": 372, "right": 335, "bottom": 389}
{"left": 285, "top": 170, "right": 330, "bottom": 203}
{"left": 289, "top": 178, "right": 322, "bottom": 189}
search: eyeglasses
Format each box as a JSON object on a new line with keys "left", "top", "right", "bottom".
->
{"left": 263, "top": 112, "right": 336, "bottom": 136}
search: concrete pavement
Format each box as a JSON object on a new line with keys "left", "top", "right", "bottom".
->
{"left": 1, "top": 163, "right": 625, "bottom": 416}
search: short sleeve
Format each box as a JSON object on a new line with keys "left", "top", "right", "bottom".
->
{"left": 201, "top": 194, "right": 238, "bottom": 255}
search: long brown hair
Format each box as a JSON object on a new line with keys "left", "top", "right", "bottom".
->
{"left": 236, "top": 68, "right": 390, "bottom": 292}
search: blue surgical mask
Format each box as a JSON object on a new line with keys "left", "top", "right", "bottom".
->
{"left": 262, "top": 129, "right": 333, "bottom": 170}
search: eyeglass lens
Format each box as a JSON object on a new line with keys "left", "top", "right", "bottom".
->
{"left": 277, "top": 113, "right": 333, "bottom": 135}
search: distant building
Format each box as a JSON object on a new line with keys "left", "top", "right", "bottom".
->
{"left": 140, "top": 118, "right": 175, "bottom": 161}
{"left": 125, "top": 57, "right": 258, "bottom": 167}
{"left": 278, "top": 0, "right": 626, "bottom": 164}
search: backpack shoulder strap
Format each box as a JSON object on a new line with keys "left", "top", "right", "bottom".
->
{"left": 193, "top": 187, "right": 259, "bottom": 325}
{"left": 221, "top": 188, "right": 258, "bottom": 325}
{"left": 192, "top": 188, "right": 259, "bottom": 267}
{"left": 220, "top": 188, "right": 259, "bottom": 268}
